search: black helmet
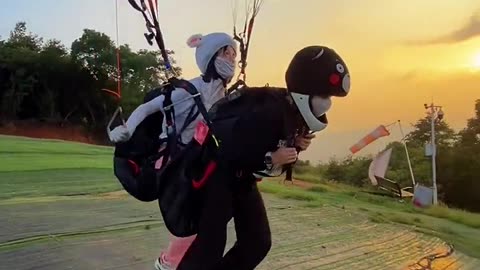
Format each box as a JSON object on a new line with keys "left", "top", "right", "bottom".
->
{"left": 285, "top": 46, "right": 351, "bottom": 132}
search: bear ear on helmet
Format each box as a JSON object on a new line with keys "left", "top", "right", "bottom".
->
{"left": 285, "top": 46, "right": 351, "bottom": 133}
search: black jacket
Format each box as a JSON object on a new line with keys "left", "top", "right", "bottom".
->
{"left": 210, "top": 87, "right": 301, "bottom": 173}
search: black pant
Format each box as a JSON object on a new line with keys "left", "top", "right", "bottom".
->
{"left": 177, "top": 170, "right": 272, "bottom": 270}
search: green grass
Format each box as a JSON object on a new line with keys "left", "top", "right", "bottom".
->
{"left": 258, "top": 180, "right": 318, "bottom": 202}
{"left": 0, "top": 135, "right": 112, "bottom": 155}
{"left": 365, "top": 209, "right": 480, "bottom": 258}
{"left": 2, "top": 135, "right": 480, "bottom": 259}
{"left": 292, "top": 171, "right": 323, "bottom": 184}
{"left": 259, "top": 178, "right": 480, "bottom": 258}
{"left": 0, "top": 168, "right": 121, "bottom": 199}
{"left": 0, "top": 135, "right": 119, "bottom": 198}
{"left": 418, "top": 205, "right": 480, "bottom": 229}
{"left": 0, "top": 135, "right": 113, "bottom": 172}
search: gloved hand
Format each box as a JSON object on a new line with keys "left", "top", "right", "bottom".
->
{"left": 108, "top": 125, "right": 131, "bottom": 143}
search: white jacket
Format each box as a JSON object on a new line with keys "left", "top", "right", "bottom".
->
{"left": 125, "top": 77, "right": 225, "bottom": 144}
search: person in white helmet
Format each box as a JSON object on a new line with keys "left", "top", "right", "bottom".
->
{"left": 109, "top": 32, "right": 235, "bottom": 270}
{"left": 108, "top": 32, "right": 237, "bottom": 146}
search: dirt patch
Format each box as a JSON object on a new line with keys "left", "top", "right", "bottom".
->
{"left": 403, "top": 245, "right": 460, "bottom": 270}
{"left": 291, "top": 179, "right": 316, "bottom": 189}
{"left": 2, "top": 194, "right": 479, "bottom": 270}
{"left": 0, "top": 120, "right": 102, "bottom": 145}
{"left": 95, "top": 190, "right": 129, "bottom": 200}
{"left": 276, "top": 178, "right": 315, "bottom": 189}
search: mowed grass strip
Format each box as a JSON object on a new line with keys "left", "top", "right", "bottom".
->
{"left": 0, "top": 168, "right": 121, "bottom": 199}
{"left": 0, "top": 135, "right": 113, "bottom": 172}
{"left": 0, "top": 135, "right": 113, "bottom": 155}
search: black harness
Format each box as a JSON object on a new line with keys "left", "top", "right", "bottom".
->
{"left": 158, "top": 77, "right": 214, "bottom": 167}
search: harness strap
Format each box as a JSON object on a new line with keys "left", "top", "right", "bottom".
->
{"left": 146, "top": 0, "right": 171, "bottom": 69}
{"left": 179, "top": 106, "right": 201, "bottom": 138}
{"left": 156, "top": 78, "right": 213, "bottom": 167}
{"left": 168, "top": 78, "right": 213, "bottom": 130}
{"left": 226, "top": 79, "right": 247, "bottom": 95}
{"left": 192, "top": 161, "right": 217, "bottom": 189}
{"left": 128, "top": 0, "right": 143, "bottom": 12}
{"left": 127, "top": 160, "right": 141, "bottom": 176}
{"left": 162, "top": 85, "right": 177, "bottom": 167}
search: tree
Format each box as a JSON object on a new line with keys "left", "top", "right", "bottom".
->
{"left": 342, "top": 156, "right": 371, "bottom": 186}
{"left": 324, "top": 158, "right": 344, "bottom": 182}
{"left": 458, "top": 99, "right": 480, "bottom": 146}
{"left": 6, "top": 22, "right": 43, "bottom": 51}
{"left": 437, "top": 144, "right": 480, "bottom": 212}
{"left": 71, "top": 29, "right": 116, "bottom": 83}
{"left": 436, "top": 100, "right": 480, "bottom": 212}
{"left": 405, "top": 116, "right": 457, "bottom": 148}
{"left": 0, "top": 23, "right": 42, "bottom": 120}
{"left": 323, "top": 157, "right": 370, "bottom": 186}
{"left": 42, "top": 39, "right": 68, "bottom": 57}
{"left": 118, "top": 46, "right": 181, "bottom": 115}
{"left": 30, "top": 39, "right": 72, "bottom": 119}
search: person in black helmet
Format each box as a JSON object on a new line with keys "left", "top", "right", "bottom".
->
{"left": 176, "top": 45, "right": 351, "bottom": 270}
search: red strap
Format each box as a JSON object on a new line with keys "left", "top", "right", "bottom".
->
{"left": 127, "top": 160, "right": 140, "bottom": 176}
{"left": 192, "top": 161, "right": 217, "bottom": 190}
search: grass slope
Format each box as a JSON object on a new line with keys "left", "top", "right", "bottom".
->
{"left": 258, "top": 178, "right": 480, "bottom": 258}
{"left": 1, "top": 135, "right": 480, "bottom": 262}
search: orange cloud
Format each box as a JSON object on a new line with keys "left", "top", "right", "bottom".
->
{"left": 407, "top": 10, "right": 480, "bottom": 45}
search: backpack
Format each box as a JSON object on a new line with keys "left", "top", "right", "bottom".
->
{"left": 112, "top": 77, "right": 211, "bottom": 202}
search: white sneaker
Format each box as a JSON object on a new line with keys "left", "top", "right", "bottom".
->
{"left": 154, "top": 257, "right": 173, "bottom": 270}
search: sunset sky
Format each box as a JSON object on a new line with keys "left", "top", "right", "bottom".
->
{"left": 1, "top": 0, "right": 480, "bottom": 162}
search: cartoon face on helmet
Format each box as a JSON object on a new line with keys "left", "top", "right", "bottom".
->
{"left": 285, "top": 46, "right": 351, "bottom": 132}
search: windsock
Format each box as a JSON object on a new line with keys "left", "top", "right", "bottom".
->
{"left": 350, "top": 125, "right": 390, "bottom": 154}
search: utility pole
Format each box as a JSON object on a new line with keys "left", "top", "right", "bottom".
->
{"left": 424, "top": 103, "right": 444, "bottom": 205}
{"left": 397, "top": 120, "right": 416, "bottom": 186}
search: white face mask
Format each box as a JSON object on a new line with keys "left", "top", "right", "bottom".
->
{"left": 214, "top": 57, "right": 236, "bottom": 81}
{"left": 310, "top": 96, "right": 332, "bottom": 117}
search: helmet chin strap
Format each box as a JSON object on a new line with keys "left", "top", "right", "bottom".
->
{"left": 290, "top": 92, "right": 328, "bottom": 132}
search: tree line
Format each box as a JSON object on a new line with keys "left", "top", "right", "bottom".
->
{"left": 296, "top": 101, "right": 480, "bottom": 213}
{"left": 0, "top": 22, "right": 181, "bottom": 137}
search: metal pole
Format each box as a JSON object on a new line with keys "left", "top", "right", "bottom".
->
{"left": 430, "top": 104, "right": 438, "bottom": 205}
{"left": 398, "top": 120, "right": 416, "bottom": 186}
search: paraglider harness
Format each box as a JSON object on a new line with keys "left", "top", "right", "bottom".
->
{"left": 112, "top": 76, "right": 226, "bottom": 237}
{"left": 111, "top": 0, "right": 216, "bottom": 203}
{"left": 112, "top": 77, "right": 215, "bottom": 202}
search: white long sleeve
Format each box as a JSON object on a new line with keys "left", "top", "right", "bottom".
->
{"left": 165, "top": 77, "right": 225, "bottom": 144}
{"left": 125, "top": 94, "right": 165, "bottom": 136}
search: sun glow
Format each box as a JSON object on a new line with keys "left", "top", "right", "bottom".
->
{"left": 472, "top": 52, "right": 480, "bottom": 69}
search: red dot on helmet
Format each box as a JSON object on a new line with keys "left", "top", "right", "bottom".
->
{"left": 329, "top": 74, "right": 340, "bottom": 86}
